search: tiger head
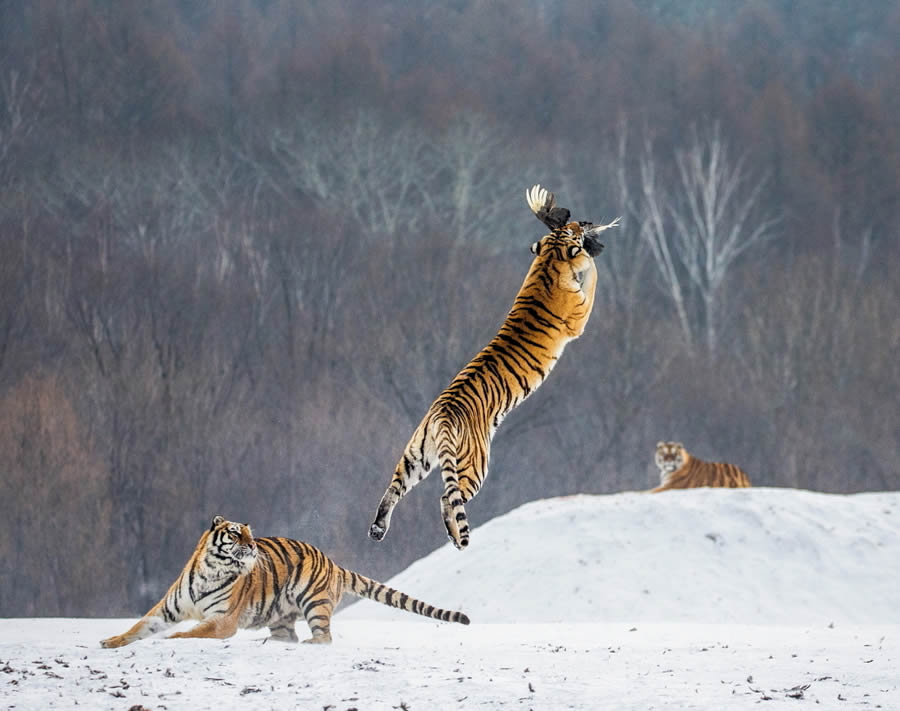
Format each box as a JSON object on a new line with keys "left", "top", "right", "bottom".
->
{"left": 526, "top": 184, "right": 619, "bottom": 287}
{"left": 530, "top": 219, "right": 607, "bottom": 259}
{"left": 205, "top": 515, "right": 258, "bottom": 575}
{"left": 655, "top": 441, "right": 687, "bottom": 477}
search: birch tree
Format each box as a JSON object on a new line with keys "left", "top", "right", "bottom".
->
{"left": 433, "top": 115, "right": 524, "bottom": 247}
{"left": 269, "top": 109, "right": 439, "bottom": 240}
{"left": 639, "top": 123, "right": 778, "bottom": 355}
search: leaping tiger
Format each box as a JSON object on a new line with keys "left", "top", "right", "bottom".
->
{"left": 100, "top": 516, "right": 469, "bottom": 648}
{"left": 369, "top": 185, "right": 619, "bottom": 550}
{"left": 651, "top": 441, "right": 752, "bottom": 492}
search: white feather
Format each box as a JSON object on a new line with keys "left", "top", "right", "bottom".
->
{"left": 526, "top": 184, "right": 554, "bottom": 215}
{"left": 583, "top": 216, "right": 621, "bottom": 235}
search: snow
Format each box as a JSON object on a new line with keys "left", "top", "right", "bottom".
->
{"left": 343, "top": 487, "right": 900, "bottom": 625}
{"left": 3, "top": 488, "right": 899, "bottom": 709}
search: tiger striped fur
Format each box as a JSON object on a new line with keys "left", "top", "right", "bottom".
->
{"left": 100, "top": 516, "right": 469, "bottom": 648}
{"left": 651, "top": 441, "right": 751, "bottom": 492}
{"left": 369, "top": 185, "right": 619, "bottom": 549}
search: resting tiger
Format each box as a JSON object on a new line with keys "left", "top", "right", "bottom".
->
{"left": 651, "top": 441, "right": 751, "bottom": 492}
{"left": 369, "top": 185, "right": 619, "bottom": 549}
{"left": 100, "top": 516, "right": 469, "bottom": 648}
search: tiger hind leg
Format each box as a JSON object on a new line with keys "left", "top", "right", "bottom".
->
{"left": 441, "top": 488, "right": 470, "bottom": 550}
{"left": 439, "top": 449, "right": 471, "bottom": 550}
{"left": 168, "top": 615, "right": 239, "bottom": 641}
{"left": 369, "top": 427, "right": 434, "bottom": 541}
{"left": 457, "top": 471, "right": 483, "bottom": 503}
{"left": 300, "top": 600, "right": 335, "bottom": 644}
{"left": 267, "top": 616, "right": 299, "bottom": 643}
{"left": 444, "top": 451, "right": 488, "bottom": 550}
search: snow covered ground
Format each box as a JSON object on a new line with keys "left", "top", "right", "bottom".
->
{"left": 343, "top": 487, "right": 900, "bottom": 625}
{"left": 2, "top": 488, "right": 899, "bottom": 710}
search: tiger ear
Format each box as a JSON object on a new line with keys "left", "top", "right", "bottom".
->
{"left": 567, "top": 245, "right": 582, "bottom": 259}
{"left": 210, "top": 515, "right": 226, "bottom": 531}
{"left": 530, "top": 241, "right": 541, "bottom": 255}
{"left": 656, "top": 441, "right": 665, "bottom": 448}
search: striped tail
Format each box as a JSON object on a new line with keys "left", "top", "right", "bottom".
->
{"left": 343, "top": 569, "right": 470, "bottom": 625}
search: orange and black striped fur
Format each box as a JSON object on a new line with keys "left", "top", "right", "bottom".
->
{"left": 651, "top": 441, "right": 751, "bottom": 492}
{"left": 369, "top": 185, "right": 619, "bottom": 549}
{"left": 100, "top": 516, "right": 469, "bottom": 648}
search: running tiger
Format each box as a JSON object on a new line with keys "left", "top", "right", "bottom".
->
{"left": 651, "top": 441, "right": 751, "bottom": 492}
{"left": 369, "top": 185, "right": 619, "bottom": 550}
{"left": 100, "top": 516, "right": 469, "bottom": 647}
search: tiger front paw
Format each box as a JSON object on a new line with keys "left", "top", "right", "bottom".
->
{"left": 100, "top": 635, "right": 129, "bottom": 649}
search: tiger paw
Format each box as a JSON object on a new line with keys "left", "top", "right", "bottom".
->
{"left": 100, "top": 635, "right": 127, "bottom": 649}
{"left": 368, "top": 522, "right": 386, "bottom": 541}
{"left": 447, "top": 532, "right": 470, "bottom": 550}
{"left": 301, "top": 635, "right": 332, "bottom": 645}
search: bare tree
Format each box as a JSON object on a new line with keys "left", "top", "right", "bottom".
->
{"left": 433, "top": 115, "right": 525, "bottom": 247}
{"left": 269, "top": 109, "right": 439, "bottom": 240}
{"left": 671, "top": 123, "right": 779, "bottom": 354}
{"left": 634, "top": 132, "right": 697, "bottom": 351}
{"left": 0, "top": 68, "right": 38, "bottom": 170}
{"left": 637, "top": 123, "right": 778, "bottom": 355}
{"left": 0, "top": 66, "right": 42, "bottom": 372}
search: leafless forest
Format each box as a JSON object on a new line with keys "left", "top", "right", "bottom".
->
{"left": 1, "top": 0, "right": 898, "bottom": 617}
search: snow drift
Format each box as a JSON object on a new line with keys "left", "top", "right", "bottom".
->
{"left": 4, "top": 488, "right": 899, "bottom": 709}
{"left": 342, "top": 487, "right": 900, "bottom": 625}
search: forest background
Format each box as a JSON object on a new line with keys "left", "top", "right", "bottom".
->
{"left": 1, "top": 0, "right": 898, "bottom": 617}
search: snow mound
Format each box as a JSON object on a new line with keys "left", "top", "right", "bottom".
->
{"left": 343, "top": 487, "right": 900, "bottom": 625}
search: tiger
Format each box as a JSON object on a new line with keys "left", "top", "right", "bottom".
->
{"left": 369, "top": 185, "right": 619, "bottom": 550}
{"left": 100, "top": 515, "right": 469, "bottom": 648}
{"left": 651, "top": 441, "right": 752, "bottom": 492}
